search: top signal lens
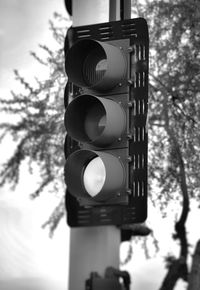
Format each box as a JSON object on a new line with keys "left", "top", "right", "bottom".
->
{"left": 83, "top": 48, "right": 108, "bottom": 86}
{"left": 65, "top": 39, "right": 126, "bottom": 91}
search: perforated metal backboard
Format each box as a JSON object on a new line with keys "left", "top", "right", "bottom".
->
{"left": 65, "top": 18, "right": 148, "bottom": 227}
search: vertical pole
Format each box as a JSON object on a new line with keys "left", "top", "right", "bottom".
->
{"left": 109, "top": 0, "right": 131, "bottom": 22}
{"left": 72, "top": 0, "right": 109, "bottom": 26}
{"left": 68, "top": 226, "right": 120, "bottom": 290}
{"left": 109, "top": 0, "right": 120, "bottom": 21}
{"left": 120, "top": 0, "right": 131, "bottom": 20}
{"left": 67, "top": 1, "right": 121, "bottom": 290}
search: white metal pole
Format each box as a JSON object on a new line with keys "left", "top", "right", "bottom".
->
{"left": 72, "top": 0, "right": 109, "bottom": 26}
{"left": 67, "top": 1, "right": 121, "bottom": 289}
{"left": 68, "top": 226, "right": 120, "bottom": 290}
{"left": 109, "top": 0, "right": 120, "bottom": 21}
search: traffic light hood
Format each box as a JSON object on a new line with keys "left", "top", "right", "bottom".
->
{"left": 65, "top": 149, "right": 126, "bottom": 202}
{"left": 65, "top": 39, "right": 127, "bottom": 91}
{"left": 64, "top": 94, "right": 126, "bottom": 147}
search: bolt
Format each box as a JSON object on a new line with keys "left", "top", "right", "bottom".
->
{"left": 126, "top": 156, "right": 132, "bottom": 162}
{"left": 126, "top": 189, "right": 132, "bottom": 195}
{"left": 127, "top": 46, "right": 134, "bottom": 53}
{"left": 127, "top": 134, "right": 133, "bottom": 140}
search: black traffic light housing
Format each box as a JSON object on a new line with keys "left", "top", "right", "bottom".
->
{"left": 64, "top": 18, "right": 149, "bottom": 227}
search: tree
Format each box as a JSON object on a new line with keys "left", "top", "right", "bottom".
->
{"left": 0, "top": 13, "right": 69, "bottom": 234}
{"left": 188, "top": 240, "right": 200, "bottom": 290}
{"left": 134, "top": 0, "right": 200, "bottom": 289}
{"left": 0, "top": 1, "right": 200, "bottom": 289}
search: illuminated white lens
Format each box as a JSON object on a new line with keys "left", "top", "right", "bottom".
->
{"left": 83, "top": 157, "right": 106, "bottom": 197}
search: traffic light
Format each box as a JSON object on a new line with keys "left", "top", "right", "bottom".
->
{"left": 64, "top": 18, "right": 149, "bottom": 227}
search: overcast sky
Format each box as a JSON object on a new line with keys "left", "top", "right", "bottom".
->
{"left": 0, "top": 0, "right": 66, "bottom": 96}
{"left": 0, "top": 1, "right": 70, "bottom": 290}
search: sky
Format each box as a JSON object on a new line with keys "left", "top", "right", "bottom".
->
{"left": 0, "top": 1, "right": 199, "bottom": 290}
{"left": 0, "top": 1, "right": 70, "bottom": 290}
{"left": 0, "top": 0, "right": 65, "bottom": 96}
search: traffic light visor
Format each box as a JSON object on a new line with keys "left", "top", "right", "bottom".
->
{"left": 65, "top": 150, "right": 125, "bottom": 202}
{"left": 65, "top": 94, "right": 126, "bottom": 147}
{"left": 65, "top": 39, "right": 126, "bottom": 91}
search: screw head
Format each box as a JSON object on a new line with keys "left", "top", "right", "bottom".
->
{"left": 128, "top": 79, "right": 133, "bottom": 85}
{"left": 126, "top": 156, "right": 132, "bottom": 162}
{"left": 127, "top": 46, "right": 134, "bottom": 53}
{"left": 126, "top": 189, "right": 132, "bottom": 195}
{"left": 127, "top": 134, "right": 133, "bottom": 140}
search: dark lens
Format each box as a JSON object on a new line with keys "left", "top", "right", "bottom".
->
{"left": 83, "top": 48, "right": 107, "bottom": 86}
{"left": 84, "top": 103, "right": 106, "bottom": 141}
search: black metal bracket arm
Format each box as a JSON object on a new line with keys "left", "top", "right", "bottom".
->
{"left": 85, "top": 267, "right": 131, "bottom": 290}
{"left": 105, "top": 267, "right": 131, "bottom": 290}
